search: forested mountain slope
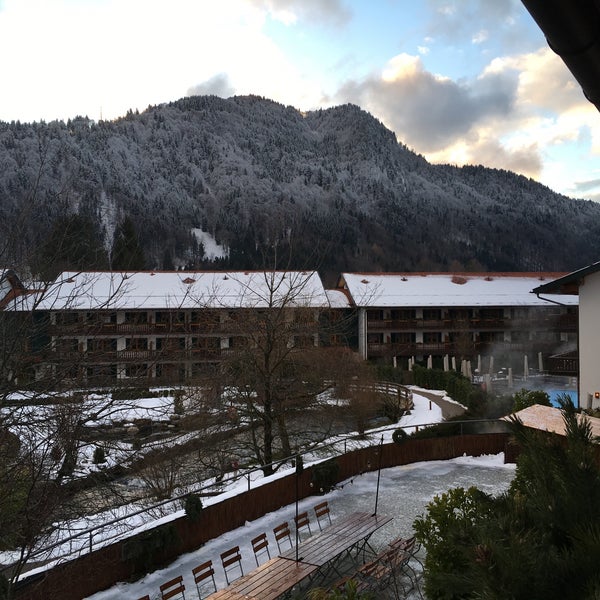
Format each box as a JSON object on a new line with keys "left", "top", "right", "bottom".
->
{"left": 1, "top": 95, "right": 599, "bottom": 282}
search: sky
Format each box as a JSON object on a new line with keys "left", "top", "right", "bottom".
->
{"left": 1, "top": 0, "right": 599, "bottom": 201}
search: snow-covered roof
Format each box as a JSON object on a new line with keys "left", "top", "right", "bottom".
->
{"left": 504, "top": 404, "right": 600, "bottom": 439}
{"left": 325, "top": 289, "right": 351, "bottom": 308}
{"left": 339, "top": 272, "right": 579, "bottom": 308}
{"left": 0, "top": 270, "right": 12, "bottom": 302}
{"left": 23, "top": 271, "right": 330, "bottom": 311}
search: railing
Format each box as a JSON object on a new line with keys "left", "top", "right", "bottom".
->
{"left": 547, "top": 354, "right": 578, "bottom": 375}
{"left": 367, "top": 315, "right": 576, "bottom": 332}
{"left": 367, "top": 340, "right": 567, "bottom": 358}
{"left": 11, "top": 427, "right": 513, "bottom": 600}
{"left": 0, "top": 381, "right": 436, "bottom": 576}
{"left": 49, "top": 322, "right": 228, "bottom": 335}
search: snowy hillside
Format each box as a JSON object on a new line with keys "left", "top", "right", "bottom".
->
{"left": 1, "top": 95, "right": 600, "bottom": 279}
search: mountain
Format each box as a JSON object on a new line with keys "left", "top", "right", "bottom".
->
{"left": 1, "top": 94, "right": 600, "bottom": 283}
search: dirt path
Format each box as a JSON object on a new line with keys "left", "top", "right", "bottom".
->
{"left": 413, "top": 389, "right": 467, "bottom": 420}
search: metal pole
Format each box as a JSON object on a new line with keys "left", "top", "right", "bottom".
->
{"left": 295, "top": 454, "right": 303, "bottom": 561}
{"left": 373, "top": 435, "right": 384, "bottom": 516}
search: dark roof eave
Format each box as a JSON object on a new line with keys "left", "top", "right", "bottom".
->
{"left": 532, "top": 260, "right": 600, "bottom": 295}
{"left": 521, "top": 0, "right": 600, "bottom": 112}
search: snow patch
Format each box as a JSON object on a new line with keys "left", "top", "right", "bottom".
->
{"left": 191, "top": 228, "right": 229, "bottom": 260}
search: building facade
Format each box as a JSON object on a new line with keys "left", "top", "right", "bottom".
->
{"left": 3, "top": 269, "right": 581, "bottom": 387}
{"left": 534, "top": 261, "right": 600, "bottom": 410}
{"left": 338, "top": 272, "right": 578, "bottom": 369}
{"left": 7, "top": 270, "right": 330, "bottom": 386}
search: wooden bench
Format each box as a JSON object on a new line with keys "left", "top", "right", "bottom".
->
{"left": 206, "top": 556, "right": 317, "bottom": 600}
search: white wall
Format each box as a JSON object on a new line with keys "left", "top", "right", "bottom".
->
{"left": 579, "top": 270, "right": 600, "bottom": 409}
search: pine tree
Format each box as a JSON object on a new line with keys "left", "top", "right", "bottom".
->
{"left": 414, "top": 399, "right": 600, "bottom": 600}
{"left": 111, "top": 217, "right": 146, "bottom": 270}
{"left": 34, "top": 215, "right": 109, "bottom": 280}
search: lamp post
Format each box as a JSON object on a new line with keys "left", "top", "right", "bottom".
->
{"left": 373, "top": 435, "right": 384, "bottom": 516}
{"left": 295, "top": 454, "right": 303, "bottom": 562}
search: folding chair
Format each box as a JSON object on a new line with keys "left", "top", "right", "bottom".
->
{"left": 388, "top": 534, "right": 416, "bottom": 552}
{"left": 273, "top": 521, "right": 293, "bottom": 552}
{"left": 382, "top": 545, "right": 423, "bottom": 598}
{"left": 294, "top": 511, "right": 312, "bottom": 539}
{"left": 314, "top": 500, "right": 332, "bottom": 531}
{"left": 251, "top": 532, "right": 271, "bottom": 566}
{"left": 220, "top": 545, "right": 244, "bottom": 585}
{"left": 356, "top": 546, "right": 415, "bottom": 597}
{"left": 192, "top": 560, "right": 217, "bottom": 599}
{"left": 389, "top": 535, "right": 423, "bottom": 568}
{"left": 159, "top": 575, "right": 186, "bottom": 600}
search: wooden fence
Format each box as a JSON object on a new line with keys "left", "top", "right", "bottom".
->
{"left": 14, "top": 433, "right": 513, "bottom": 600}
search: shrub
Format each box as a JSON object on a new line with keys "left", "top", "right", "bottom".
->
{"left": 184, "top": 493, "right": 203, "bottom": 521}
{"left": 512, "top": 388, "right": 551, "bottom": 412}
{"left": 93, "top": 446, "right": 107, "bottom": 464}
{"left": 122, "top": 524, "right": 179, "bottom": 573}
{"left": 392, "top": 428, "right": 408, "bottom": 444}
{"left": 311, "top": 459, "right": 339, "bottom": 493}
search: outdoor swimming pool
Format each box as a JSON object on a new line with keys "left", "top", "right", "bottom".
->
{"left": 548, "top": 389, "right": 578, "bottom": 408}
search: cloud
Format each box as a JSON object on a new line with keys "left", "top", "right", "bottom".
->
{"left": 426, "top": 0, "right": 524, "bottom": 44}
{"left": 484, "top": 48, "right": 585, "bottom": 113}
{"left": 336, "top": 53, "right": 516, "bottom": 152}
{"left": 574, "top": 178, "right": 600, "bottom": 193}
{"left": 187, "top": 74, "right": 236, "bottom": 99}
{"left": 331, "top": 44, "right": 600, "bottom": 189}
{"left": 472, "top": 30, "right": 489, "bottom": 44}
{"left": 245, "top": 0, "right": 351, "bottom": 26}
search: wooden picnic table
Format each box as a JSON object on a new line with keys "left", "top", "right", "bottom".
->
{"left": 279, "top": 511, "right": 392, "bottom": 583}
{"left": 205, "top": 556, "right": 318, "bottom": 600}
{"left": 206, "top": 512, "right": 392, "bottom": 600}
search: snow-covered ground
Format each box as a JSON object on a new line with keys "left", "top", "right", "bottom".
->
{"left": 76, "top": 389, "right": 514, "bottom": 600}
{"left": 85, "top": 453, "right": 515, "bottom": 600}
{"left": 5, "top": 389, "right": 447, "bottom": 571}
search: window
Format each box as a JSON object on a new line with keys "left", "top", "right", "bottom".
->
{"left": 422, "top": 309, "right": 442, "bottom": 320}
{"left": 391, "top": 332, "right": 415, "bottom": 343}
{"left": 367, "top": 333, "right": 383, "bottom": 344}
{"left": 367, "top": 309, "right": 384, "bottom": 321}
{"left": 56, "top": 312, "right": 79, "bottom": 325}
{"left": 391, "top": 309, "right": 415, "bottom": 320}
{"left": 125, "top": 338, "right": 148, "bottom": 350}
{"left": 87, "top": 338, "right": 117, "bottom": 352}
{"left": 423, "top": 332, "right": 442, "bottom": 343}
{"left": 125, "top": 364, "right": 148, "bottom": 378}
{"left": 57, "top": 338, "right": 79, "bottom": 352}
{"left": 124, "top": 312, "right": 147, "bottom": 324}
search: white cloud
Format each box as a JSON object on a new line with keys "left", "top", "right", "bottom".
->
{"left": 333, "top": 45, "right": 600, "bottom": 190}
{"left": 0, "top": 0, "right": 323, "bottom": 122}
{"left": 472, "top": 29, "right": 488, "bottom": 44}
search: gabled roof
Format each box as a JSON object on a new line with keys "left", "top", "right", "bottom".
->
{"left": 15, "top": 270, "right": 331, "bottom": 311}
{"left": 0, "top": 269, "right": 28, "bottom": 309}
{"left": 339, "top": 272, "right": 577, "bottom": 308}
{"left": 532, "top": 261, "right": 600, "bottom": 296}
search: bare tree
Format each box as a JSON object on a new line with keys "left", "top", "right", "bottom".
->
{"left": 213, "top": 270, "right": 356, "bottom": 475}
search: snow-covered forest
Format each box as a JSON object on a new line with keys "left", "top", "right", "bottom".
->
{"left": 2, "top": 95, "right": 600, "bottom": 281}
